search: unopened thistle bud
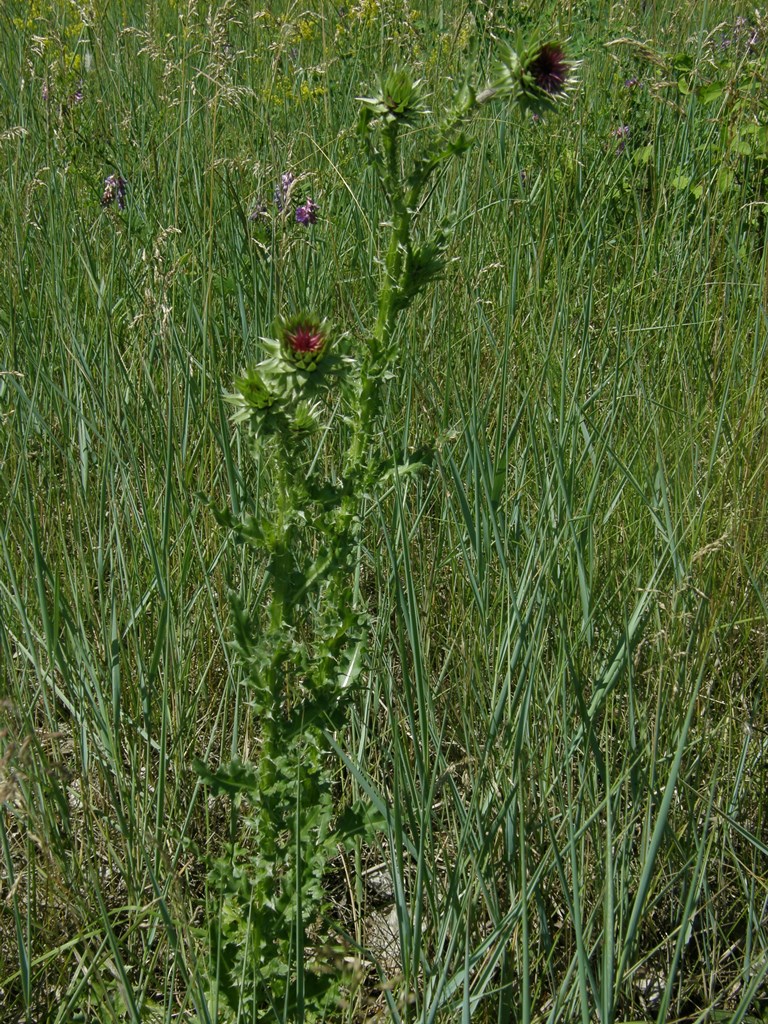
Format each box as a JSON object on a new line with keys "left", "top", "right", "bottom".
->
{"left": 358, "top": 68, "right": 429, "bottom": 125}
{"left": 230, "top": 367, "right": 276, "bottom": 420}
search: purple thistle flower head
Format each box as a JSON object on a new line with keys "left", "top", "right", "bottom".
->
{"left": 101, "top": 174, "right": 126, "bottom": 211}
{"left": 277, "top": 313, "right": 331, "bottom": 371}
{"left": 295, "top": 197, "right": 318, "bottom": 226}
{"left": 526, "top": 43, "right": 570, "bottom": 96}
{"left": 492, "top": 38, "right": 579, "bottom": 116}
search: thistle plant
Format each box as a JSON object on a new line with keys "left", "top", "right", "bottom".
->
{"left": 200, "top": 36, "right": 578, "bottom": 1023}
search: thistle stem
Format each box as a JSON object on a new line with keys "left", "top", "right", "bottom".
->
{"left": 345, "top": 120, "right": 411, "bottom": 482}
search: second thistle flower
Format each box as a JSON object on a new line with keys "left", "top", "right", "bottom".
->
{"left": 492, "top": 39, "right": 579, "bottom": 116}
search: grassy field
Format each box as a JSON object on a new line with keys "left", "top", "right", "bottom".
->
{"left": 1, "top": 1, "right": 767, "bottom": 1021}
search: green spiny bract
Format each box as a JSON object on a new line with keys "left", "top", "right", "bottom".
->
{"left": 227, "top": 315, "right": 349, "bottom": 436}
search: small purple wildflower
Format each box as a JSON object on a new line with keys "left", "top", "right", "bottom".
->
{"left": 249, "top": 201, "right": 268, "bottom": 222}
{"left": 274, "top": 171, "right": 295, "bottom": 211}
{"left": 72, "top": 84, "right": 83, "bottom": 103}
{"left": 295, "top": 197, "right": 318, "bottom": 226}
{"left": 734, "top": 17, "right": 760, "bottom": 49}
{"left": 624, "top": 77, "right": 640, "bottom": 89}
{"left": 611, "top": 124, "right": 631, "bottom": 154}
{"left": 101, "top": 174, "right": 126, "bottom": 211}
{"left": 41, "top": 82, "right": 50, "bottom": 102}
{"left": 717, "top": 17, "right": 760, "bottom": 55}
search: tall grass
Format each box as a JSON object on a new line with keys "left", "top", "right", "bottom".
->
{"left": 1, "top": 1, "right": 766, "bottom": 1021}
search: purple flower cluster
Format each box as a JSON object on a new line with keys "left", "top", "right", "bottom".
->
{"left": 249, "top": 171, "right": 320, "bottom": 229}
{"left": 41, "top": 81, "right": 84, "bottom": 107}
{"left": 101, "top": 174, "right": 126, "bottom": 210}
{"left": 274, "top": 171, "right": 295, "bottom": 211}
{"left": 719, "top": 16, "right": 760, "bottom": 52}
{"left": 295, "top": 197, "right": 318, "bottom": 226}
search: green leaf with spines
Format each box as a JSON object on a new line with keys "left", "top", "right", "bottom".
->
{"left": 194, "top": 757, "right": 260, "bottom": 799}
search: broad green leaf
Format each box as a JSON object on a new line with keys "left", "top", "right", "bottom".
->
{"left": 697, "top": 81, "right": 723, "bottom": 104}
{"left": 717, "top": 167, "right": 735, "bottom": 191}
{"left": 670, "top": 173, "right": 692, "bottom": 190}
